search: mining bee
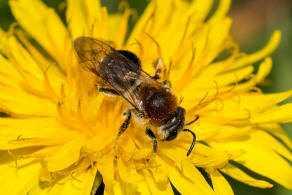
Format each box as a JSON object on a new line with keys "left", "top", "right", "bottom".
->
{"left": 74, "top": 37, "right": 198, "bottom": 156}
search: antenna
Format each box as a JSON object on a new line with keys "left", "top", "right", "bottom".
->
{"left": 183, "top": 129, "right": 196, "bottom": 156}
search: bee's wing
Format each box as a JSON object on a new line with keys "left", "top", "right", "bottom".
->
{"left": 74, "top": 37, "right": 114, "bottom": 74}
{"left": 74, "top": 37, "right": 155, "bottom": 112}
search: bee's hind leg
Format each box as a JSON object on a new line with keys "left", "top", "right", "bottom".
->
{"left": 114, "top": 110, "right": 132, "bottom": 145}
{"left": 146, "top": 127, "right": 158, "bottom": 153}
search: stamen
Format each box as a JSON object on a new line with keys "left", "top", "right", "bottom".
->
{"left": 145, "top": 32, "right": 163, "bottom": 61}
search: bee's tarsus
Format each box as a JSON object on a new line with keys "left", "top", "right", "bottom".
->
{"left": 183, "top": 129, "right": 196, "bottom": 156}
{"left": 146, "top": 127, "right": 158, "bottom": 153}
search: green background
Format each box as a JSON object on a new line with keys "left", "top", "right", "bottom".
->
{"left": 0, "top": 0, "right": 291, "bottom": 194}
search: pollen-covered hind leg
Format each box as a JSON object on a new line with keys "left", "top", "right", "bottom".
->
{"left": 146, "top": 127, "right": 158, "bottom": 153}
{"left": 114, "top": 110, "right": 132, "bottom": 145}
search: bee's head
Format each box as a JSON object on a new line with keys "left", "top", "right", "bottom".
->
{"left": 159, "top": 106, "right": 197, "bottom": 156}
{"left": 160, "top": 106, "right": 185, "bottom": 141}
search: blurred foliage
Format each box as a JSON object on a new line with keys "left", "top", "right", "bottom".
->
{"left": 0, "top": 0, "right": 291, "bottom": 194}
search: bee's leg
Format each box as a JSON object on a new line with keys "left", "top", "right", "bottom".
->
{"left": 152, "top": 59, "right": 172, "bottom": 88}
{"left": 99, "top": 87, "right": 120, "bottom": 96}
{"left": 161, "top": 80, "right": 172, "bottom": 88}
{"left": 114, "top": 110, "right": 132, "bottom": 143}
{"left": 152, "top": 59, "right": 163, "bottom": 80}
{"left": 146, "top": 127, "right": 158, "bottom": 153}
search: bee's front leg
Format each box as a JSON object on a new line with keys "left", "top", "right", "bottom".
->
{"left": 146, "top": 127, "right": 158, "bottom": 153}
{"left": 99, "top": 87, "right": 120, "bottom": 96}
{"left": 152, "top": 59, "right": 171, "bottom": 88}
{"left": 152, "top": 59, "right": 163, "bottom": 80}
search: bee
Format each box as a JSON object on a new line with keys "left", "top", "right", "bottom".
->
{"left": 74, "top": 37, "right": 198, "bottom": 156}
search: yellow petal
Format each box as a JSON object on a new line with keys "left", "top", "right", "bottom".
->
{"left": 2, "top": 30, "right": 65, "bottom": 94}
{"left": 104, "top": 180, "right": 148, "bottom": 195}
{"left": 46, "top": 137, "right": 84, "bottom": 172}
{"left": 4, "top": 34, "right": 63, "bottom": 98}
{"left": 113, "top": 9, "right": 133, "bottom": 49}
{"left": 197, "top": 99, "right": 251, "bottom": 121}
{"left": 157, "top": 156, "right": 215, "bottom": 195}
{"left": 239, "top": 90, "right": 292, "bottom": 113}
{"left": 30, "top": 168, "right": 99, "bottom": 195}
{"left": 189, "top": 143, "right": 230, "bottom": 168}
{"left": 0, "top": 53, "right": 21, "bottom": 80}
{"left": 250, "top": 130, "right": 292, "bottom": 161}
{"left": 207, "top": 17, "right": 232, "bottom": 57}
{"left": 142, "top": 170, "right": 173, "bottom": 195}
{"left": 210, "top": 131, "right": 292, "bottom": 189}
{"left": 0, "top": 28, "right": 6, "bottom": 53}
{"left": 251, "top": 103, "right": 292, "bottom": 124}
{"left": 10, "top": 0, "right": 71, "bottom": 69}
{"left": 185, "top": 65, "right": 254, "bottom": 91}
{"left": 96, "top": 153, "right": 116, "bottom": 186}
{"left": 117, "top": 158, "right": 144, "bottom": 183}
{"left": 259, "top": 123, "right": 292, "bottom": 149}
{"left": 173, "top": 18, "right": 233, "bottom": 92}
{"left": 232, "top": 30, "right": 281, "bottom": 69}
{"left": 127, "top": 0, "right": 213, "bottom": 67}
{"left": 208, "top": 169, "right": 234, "bottom": 195}
{"left": 209, "top": 0, "right": 231, "bottom": 24}
{"left": 256, "top": 57, "right": 272, "bottom": 82}
{"left": 0, "top": 87, "right": 57, "bottom": 117}
{"left": 66, "top": 0, "right": 106, "bottom": 39}
{"left": 90, "top": 171, "right": 103, "bottom": 195}
{"left": 54, "top": 169, "right": 98, "bottom": 195}
{"left": 0, "top": 157, "right": 41, "bottom": 194}
{"left": 0, "top": 118, "right": 76, "bottom": 149}
{"left": 108, "top": 13, "right": 124, "bottom": 45}
{"left": 128, "top": 0, "right": 213, "bottom": 45}
{"left": 221, "top": 164, "right": 273, "bottom": 188}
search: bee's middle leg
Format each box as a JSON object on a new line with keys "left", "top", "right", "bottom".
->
{"left": 146, "top": 127, "right": 158, "bottom": 153}
{"left": 152, "top": 59, "right": 163, "bottom": 80}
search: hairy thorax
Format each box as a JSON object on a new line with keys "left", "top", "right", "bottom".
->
{"left": 138, "top": 84, "right": 177, "bottom": 125}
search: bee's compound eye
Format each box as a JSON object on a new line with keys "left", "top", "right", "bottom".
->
{"left": 118, "top": 50, "right": 141, "bottom": 68}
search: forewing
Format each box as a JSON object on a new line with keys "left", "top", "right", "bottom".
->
{"left": 74, "top": 37, "right": 114, "bottom": 73}
{"left": 74, "top": 37, "right": 141, "bottom": 111}
{"left": 97, "top": 50, "right": 144, "bottom": 111}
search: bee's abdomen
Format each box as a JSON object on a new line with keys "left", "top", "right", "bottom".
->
{"left": 138, "top": 85, "right": 177, "bottom": 124}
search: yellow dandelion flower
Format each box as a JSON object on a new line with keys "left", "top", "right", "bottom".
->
{"left": 0, "top": 0, "right": 292, "bottom": 194}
